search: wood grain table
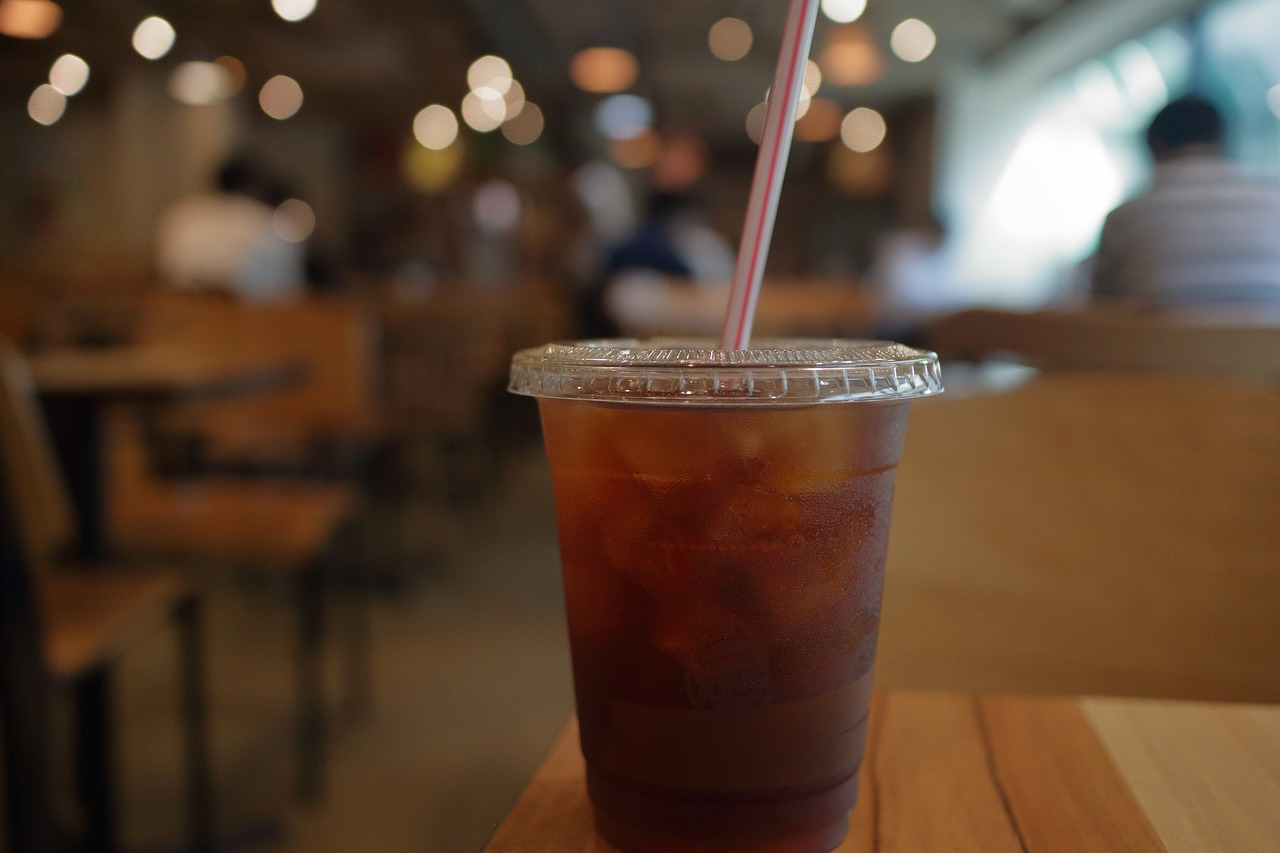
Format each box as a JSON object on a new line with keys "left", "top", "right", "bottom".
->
{"left": 29, "top": 342, "right": 304, "bottom": 560}
{"left": 484, "top": 691, "right": 1280, "bottom": 852}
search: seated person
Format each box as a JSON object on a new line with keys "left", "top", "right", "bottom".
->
{"left": 156, "top": 158, "right": 305, "bottom": 302}
{"left": 1091, "top": 95, "right": 1280, "bottom": 304}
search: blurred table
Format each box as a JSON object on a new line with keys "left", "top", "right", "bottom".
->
{"left": 484, "top": 691, "right": 1280, "bottom": 852}
{"left": 605, "top": 278, "right": 877, "bottom": 339}
{"left": 29, "top": 342, "right": 304, "bottom": 560}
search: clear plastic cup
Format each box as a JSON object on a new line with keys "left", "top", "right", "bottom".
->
{"left": 509, "top": 338, "right": 942, "bottom": 853}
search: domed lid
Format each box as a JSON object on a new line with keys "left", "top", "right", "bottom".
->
{"left": 509, "top": 338, "right": 943, "bottom": 405}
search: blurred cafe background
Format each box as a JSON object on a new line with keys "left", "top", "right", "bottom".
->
{"left": 0, "top": 0, "right": 1277, "bottom": 851}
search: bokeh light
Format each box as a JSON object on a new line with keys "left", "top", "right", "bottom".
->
{"left": 803, "top": 59, "right": 823, "bottom": 96}
{"left": 609, "top": 129, "right": 662, "bottom": 169}
{"left": 27, "top": 83, "right": 65, "bottom": 125}
{"left": 503, "top": 79, "right": 526, "bottom": 116}
{"left": 468, "top": 55, "right": 513, "bottom": 95}
{"left": 170, "top": 62, "right": 235, "bottom": 105}
{"left": 595, "top": 94, "right": 652, "bottom": 141}
{"left": 49, "top": 53, "right": 89, "bottom": 96}
{"left": 570, "top": 47, "right": 638, "bottom": 94}
{"left": 273, "top": 199, "right": 316, "bottom": 242}
{"left": 413, "top": 105, "right": 459, "bottom": 150}
{"left": 214, "top": 56, "right": 247, "bottom": 94}
{"left": 501, "top": 103, "right": 544, "bottom": 145}
{"left": 473, "top": 179, "right": 522, "bottom": 235}
{"left": 796, "top": 97, "right": 842, "bottom": 142}
{"left": 820, "top": 25, "right": 884, "bottom": 86}
{"left": 461, "top": 89, "right": 504, "bottom": 132}
{"left": 272, "top": 0, "right": 316, "bottom": 23}
{"left": 821, "top": 0, "right": 866, "bottom": 24}
{"left": 890, "top": 18, "right": 936, "bottom": 62}
{"left": 259, "top": 75, "right": 303, "bottom": 119}
{"left": 745, "top": 101, "right": 768, "bottom": 144}
{"left": 1269, "top": 84, "right": 1280, "bottom": 118}
{"left": 841, "top": 107, "right": 886, "bottom": 152}
{"left": 828, "top": 144, "right": 891, "bottom": 195}
{"left": 709, "top": 17, "right": 752, "bottom": 61}
{"left": 132, "top": 16, "right": 175, "bottom": 60}
{"left": 403, "top": 140, "right": 464, "bottom": 193}
{"left": 653, "top": 134, "right": 708, "bottom": 190}
{"left": 0, "top": 0, "right": 62, "bottom": 39}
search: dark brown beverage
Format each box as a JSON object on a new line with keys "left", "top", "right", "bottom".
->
{"left": 538, "top": 399, "right": 909, "bottom": 852}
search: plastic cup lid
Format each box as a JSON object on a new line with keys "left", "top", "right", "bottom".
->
{"left": 509, "top": 338, "right": 942, "bottom": 405}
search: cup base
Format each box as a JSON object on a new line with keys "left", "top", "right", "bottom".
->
{"left": 588, "top": 770, "right": 858, "bottom": 853}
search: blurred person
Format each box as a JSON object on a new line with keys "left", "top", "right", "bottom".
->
{"left": 1092, "top": 95, "right": 1280, "bottom": 304}
{"left": 155, "top": 157, "right": 306, "bottom": 301}
{"left": 581, "top": 191, "right": 734, "bottom": 337}
{"left": 869, "top": 212, "right": 960, "bottom": 337}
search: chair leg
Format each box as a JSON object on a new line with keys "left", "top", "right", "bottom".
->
{"left": 341, "top": 554, "right": 374, "bottom": 723}
{"left": 0, "top": 518, "right": 63, "bottom": 851}
{"left": 74, "top": 670, "right": 116, "bottom": 853}
{"left": 296, "top": 563, "right": 327, "bottom": 803}
{"left": 176, "top": 596, "right": 215, "bottom": 852}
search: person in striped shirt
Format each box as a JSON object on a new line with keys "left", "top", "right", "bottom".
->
{"left": 1092, "top": 95, "right": 1280, "bottom": 304}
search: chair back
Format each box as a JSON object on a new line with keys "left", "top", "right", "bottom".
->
{"left": 877, "top": 371, "right": 1280, "bottom": 702}
{"left": 142, "top": 292, "right": 380, "bottom": 449}
{"left": 925, "top": 306, "right": 1280, "bottom": 379}
{"left": 0, "top": 339, "right": 76, "bottom": 569}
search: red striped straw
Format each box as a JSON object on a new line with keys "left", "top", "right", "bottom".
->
{"left": 720, "top": 0, "right": 821, "bottom": 350}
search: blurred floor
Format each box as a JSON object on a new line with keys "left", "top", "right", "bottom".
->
{"left": 102, "top": 435, "right": 574, "bottom": 852}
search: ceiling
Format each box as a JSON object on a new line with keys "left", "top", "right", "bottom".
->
{"left": 0, "top": 0, "right": 1082, "bottom": 149}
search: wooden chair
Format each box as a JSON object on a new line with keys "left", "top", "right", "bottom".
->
{"left": 378, "top": 292, "right": 509, "bottom": 500}
{"left": 924, "top": 305, "right": 1280, "bottom": 379}
{"left": 104, "top": 407, "right": 358, "bottom": 801}
{"left": 875, "top": 371, "right": 1280, "bottom": 703}
{"left": 141, "top": 293, "right": 383, "bottom": 478}
{"left": 0, "top": 340, "right": 212, "bottom": 852}
{"left": 111, "top": 293, "right": 373, "bottom": 798}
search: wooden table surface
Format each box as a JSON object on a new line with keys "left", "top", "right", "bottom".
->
{"left": 483, "top": 691, "right": 1280, "bottom": 853}
{"left": 28, "top": 342, "right": 304, "bottom": 399}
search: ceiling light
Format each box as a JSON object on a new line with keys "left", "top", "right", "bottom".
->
{"left": 570, "top": 47, "right": 638, "bottom": 94}
{"left": 0, "top": 0, "right": 61, "bottom": 39}
{"left": 609, "top": 130, "right": 662, "bottom": 170}
{"left": 468, "top": 55, "right": 513, "bottom": 95}
{"left": 503, "top": 79, "right": 526, "bottom": 116}
{"left": 745, "top": 102, "right": 768, "bottom": 144}
{"left": 595, "top": 94, "right": 652, "bottom": 141}
{"left": 272, "top": 0, "right": 316, "bottom": 23}
{"left": 170, "top": 62, "right": 235, "bottom": 106}
{"left": 28, "top": 83, "right": 65, "bottom": 125}
{"left": 502, "top": 103, "right": 544, "bottom": 145}
{"left": 820, "top": 26, "right": 884, "bottom": 87}
{"left": 461, "top": 90, "right": 504, "bottom": 132}
{"left": 841, "top": 107, "right": 886, "bottom": 152}
{"left": 890, "top": 19, "right": 936, "bottom": 63}
{"left": 821, "top": 0, "right": 866, "bottom": 24}
{"left": 709, "top": 17, "right": 752, "bottom": 62}
{"left": 133, "top": 16, "right": 175, "bottom": 60}
{"left": 259, "top": 75, "right": 303, "bottom": 119}
{"left": 473, "top": 180, "right": 522, "bottom": 235}
{"left": 414, "top": 105, "right": 459, "bottom": 150}
{"left": 49, "top": 54, "right": 89, "bottom": 96}
{"left": 803, "top": 59, "right": 823, "bottom": 96}
{"left": 214, "top": 56, "right": 247, "bottom": 94}
{"left": 796, "top": 97, "right": 842, "bottom": 142}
